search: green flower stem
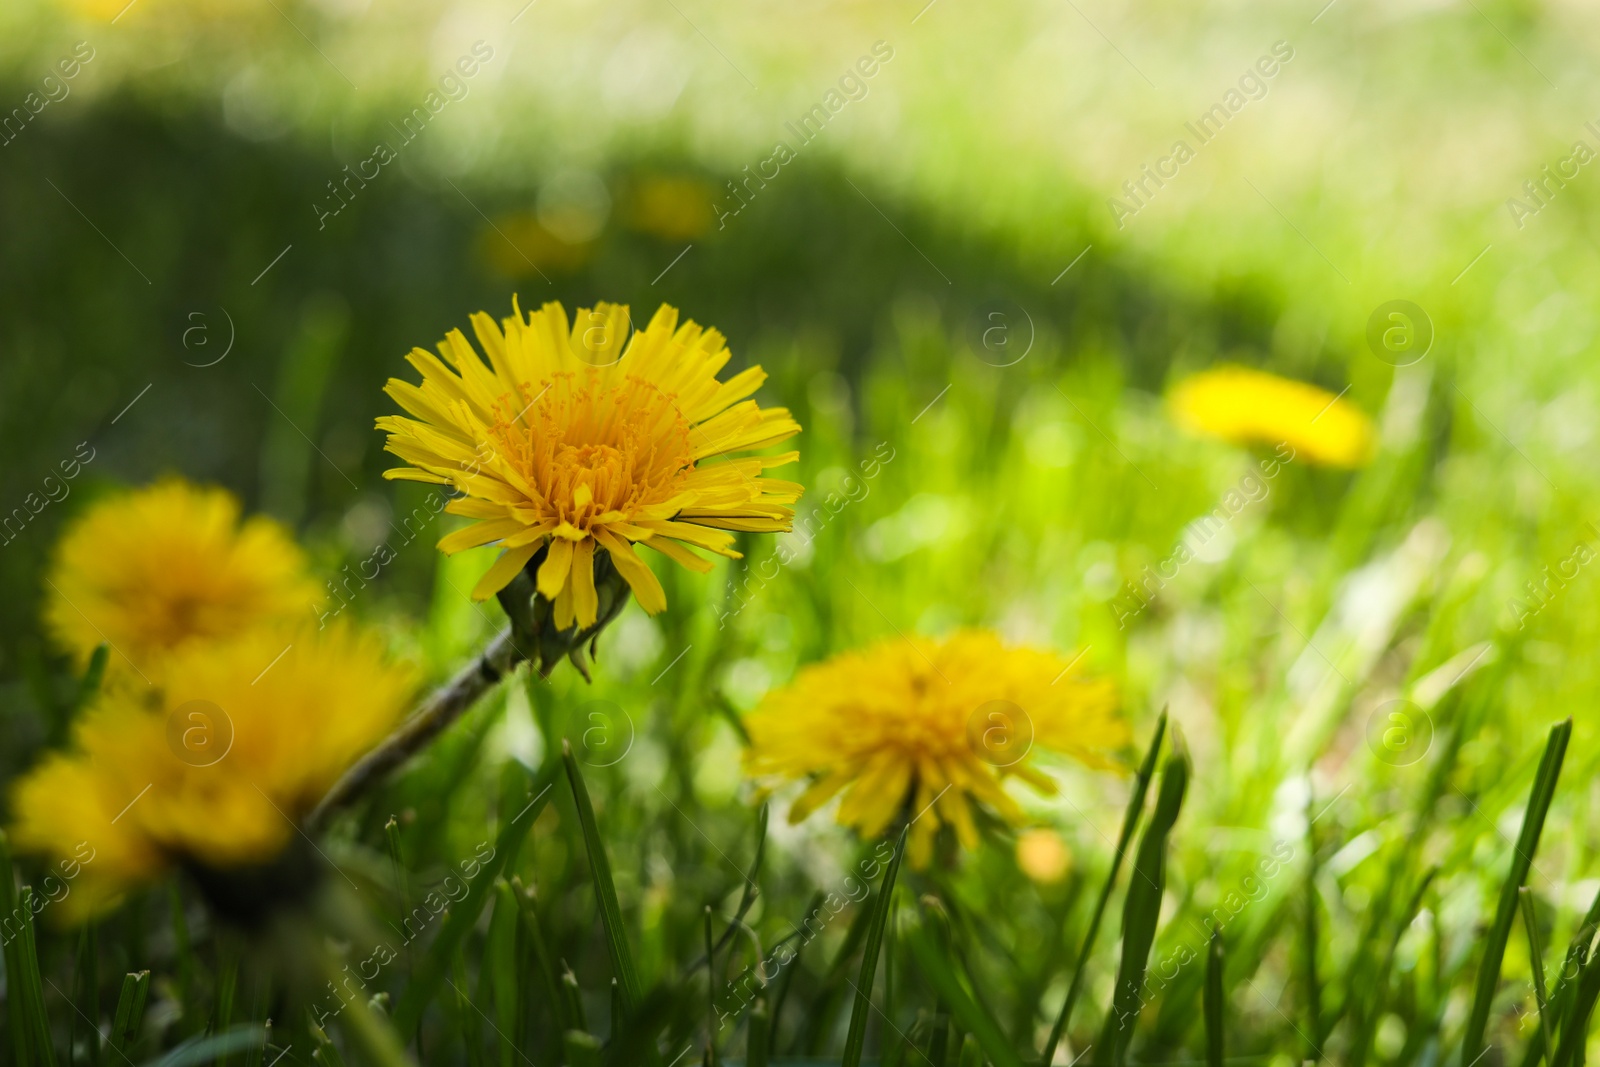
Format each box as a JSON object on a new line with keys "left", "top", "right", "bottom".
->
{"left": 305, "top": 627, "right": 522, "bottom": 832}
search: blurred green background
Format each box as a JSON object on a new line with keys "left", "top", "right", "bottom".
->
{"left": 2, "top": 0, "right": 1600, "bottom": 1063}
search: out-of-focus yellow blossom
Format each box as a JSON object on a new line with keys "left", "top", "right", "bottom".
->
{"left": 478, "top": 213, "right": 595, "bottom": 277}
{"left": 1015, "top": 827, "right": 1072, "bottom": 883}
{"left": 1168, "top": 364, "right": 1375, "bottom": 468}
{"left": 43, "top": 479, "right": 318, "bottom": 677}
{"left": 743, "top": 630, "right": 1126, "bottom": 867}
{"left": 10, "top": 625, "right": 412, "bottom": 920}
{"left": 624, "top": 174, "right": 717, "bottom": 241}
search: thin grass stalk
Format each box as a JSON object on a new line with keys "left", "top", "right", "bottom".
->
{"left": 841, "top": 825, "right": 908, "bottom": 1067}
{"left": 108, "top": 971, "right": 150, "bottom": 1059}
{"left": 1522, "top": 888, "right": 1558, "bottom": 1067}
{"left": 1352, "top": 866, "right": 1438, "bottom": 1067}
{"left": 704, "top": 906, "right": 719, "bottom": 1066}
{"left": 746, "top": 999, "right": 770, "bottom": 1067}
{"left": 905, "top": 923, "right": 1024, "bottom": 1067}
{"left": 1098, "top": 736, "right": 1190, "bottom": 1067}
{"left": 1460, "top": 718, "right": 1572, "bottom": 1067}
{"left": 1040, "top": 711, "right": 1168, "bottom": 1067}
{"left": 1518, "top": 882, "right": 1600, "bottom": 1067}
{"left": 1204, "top": 930, "right": 1224, "bottom": 1067}
{"left": 563, "top": 741, "right": 644, "bottom": 1012}
{"left": 1302, "top": 793, "right": 1322, "bottom": 1052}
{"left": 391, "top": 761, "right": 556, "bottom": 1036}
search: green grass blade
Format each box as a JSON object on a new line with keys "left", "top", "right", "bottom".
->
{"left": 213, "top": 942, "right": 237, "bottom": 1066}
{"left": 1550, "top": 953, "right": 1600, "bottom": 1067}
{"left": 1352, "top": 867, "right": 1438, "bottom": 1067}
{"left": 77, "top": 922, "right": 102, "bottom": 1067}
{"left": 18, "top": 886, "right": 58, "bottom": 1067}
{"left": 563, "top": 1031, "right": 603, "bottom": 1067}
{"left": 561, "top": 964, "right": 588, "bottom": 1032}
{"left": 905, "top": 923, "right": 1024, "bottom": 1067}
{"left": 1522, "top": 888, "right": 1557, "bottom": 1067}
{"left": 487, "top": 879, "right": 521, "bottom": 1067}
{"left": 511, "top": 877, "right": 568, "bottom": 1033}
{"left": 137, "top": 1026, "right": 268, "bottom": 1067}
{"left": 928, "top": 1012, "right": 952, "bottom": 1067}
{"left": 1460, "top": 718, "right": 1572, "bottom": 1067}
{"left": 390, "top": 760, "right": 556, "bottom": 1036}
{"left": 1301, "top": 794, "right": 1322, "bottom": 1052}
{"left": 1518, "top": 882, "right": 1600, "bottom": 1067}
{"left": 110, "top": 971, "right": 152, "bottom": 1058}
{"left": 746, "top": 999, "right": 770, "bottom": 1067}
{"left": 1204, "top": 929, "right": 1223, "bottom": 1067}
{"left": 311, "top": 1022, "right": 350, "bottom": 1067}
{"left": 1098, "top": 735, "right": 1190, "bottom": 1067}
{"left": 0, "top": 833, "right": 34, "bottom": 1067}
{"left": 75, "top": 644, "right": 109, "bottom": 713}
{"left": 563, "top": 741, "right": 643, "bottom": 1011}
{"left": 840, "top": 826, "right": 907, "bottom": 1067}
{"left": 704, "top": 906, "right": 719, "bottom": 1066}
{"left": 691, "top": 802, "right": 768, "bottom": 973}
{"left": 958, "top": 1033, "right": 982, "bottom": 1067}
{"left": 1041, "top": 710, "right": 1167, "bottom": 1066}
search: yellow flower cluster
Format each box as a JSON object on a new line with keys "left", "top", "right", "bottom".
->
{"left": 14, "top": 481, "right": 411, "bottom": 918}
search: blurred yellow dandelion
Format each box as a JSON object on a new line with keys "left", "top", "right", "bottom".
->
{"left": 1168, "top": 365, "right": 1375, "bottom": 467}
{"left": 478, "top": 213, "right": 595, "bottom": 277}
{"left": 377, "top": 299, "right": 801, "bottom": 629}
{"left": 743, "top": 630, "right": 1126, "bottom": 867}
{"left": 1015, "top": 827, "right": 1072, "bottom": 883}
{"left": 44, "top": 479, "right": 318, "bottom": 676}
{"left": 10, "top": 625, "right": 412, "bottom": 919}
{"left": 624, "top": 174, "right": 717, "bottom": 241}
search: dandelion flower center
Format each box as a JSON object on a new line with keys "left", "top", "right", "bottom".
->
{"left": 484, "top": 371, "right": 699, "bottom": 535}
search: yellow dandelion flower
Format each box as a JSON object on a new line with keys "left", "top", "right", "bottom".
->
{"left": 377, "top": 299, "right": 801, "bottom": 629}
{"left": 44, "top": 479, "right": 318, "bottom": 676}
{"left": 10, "top": 625, "right": 412, "bottom": 921}
{"left": 743, "top": 630, "right": 1127, "bottom": 867}
{"left": 1167, "top": 365, "right": 1375, "bottom": 468}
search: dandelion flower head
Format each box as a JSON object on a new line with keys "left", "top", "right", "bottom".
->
{"left": 743, "top": 630, "right": 1127, "bottom": 867}
{"left": 377, "top": 299, "right": 801, "bottom": 629}
{"left": 44, "top": 479, "right": 318, "bottom": 676}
